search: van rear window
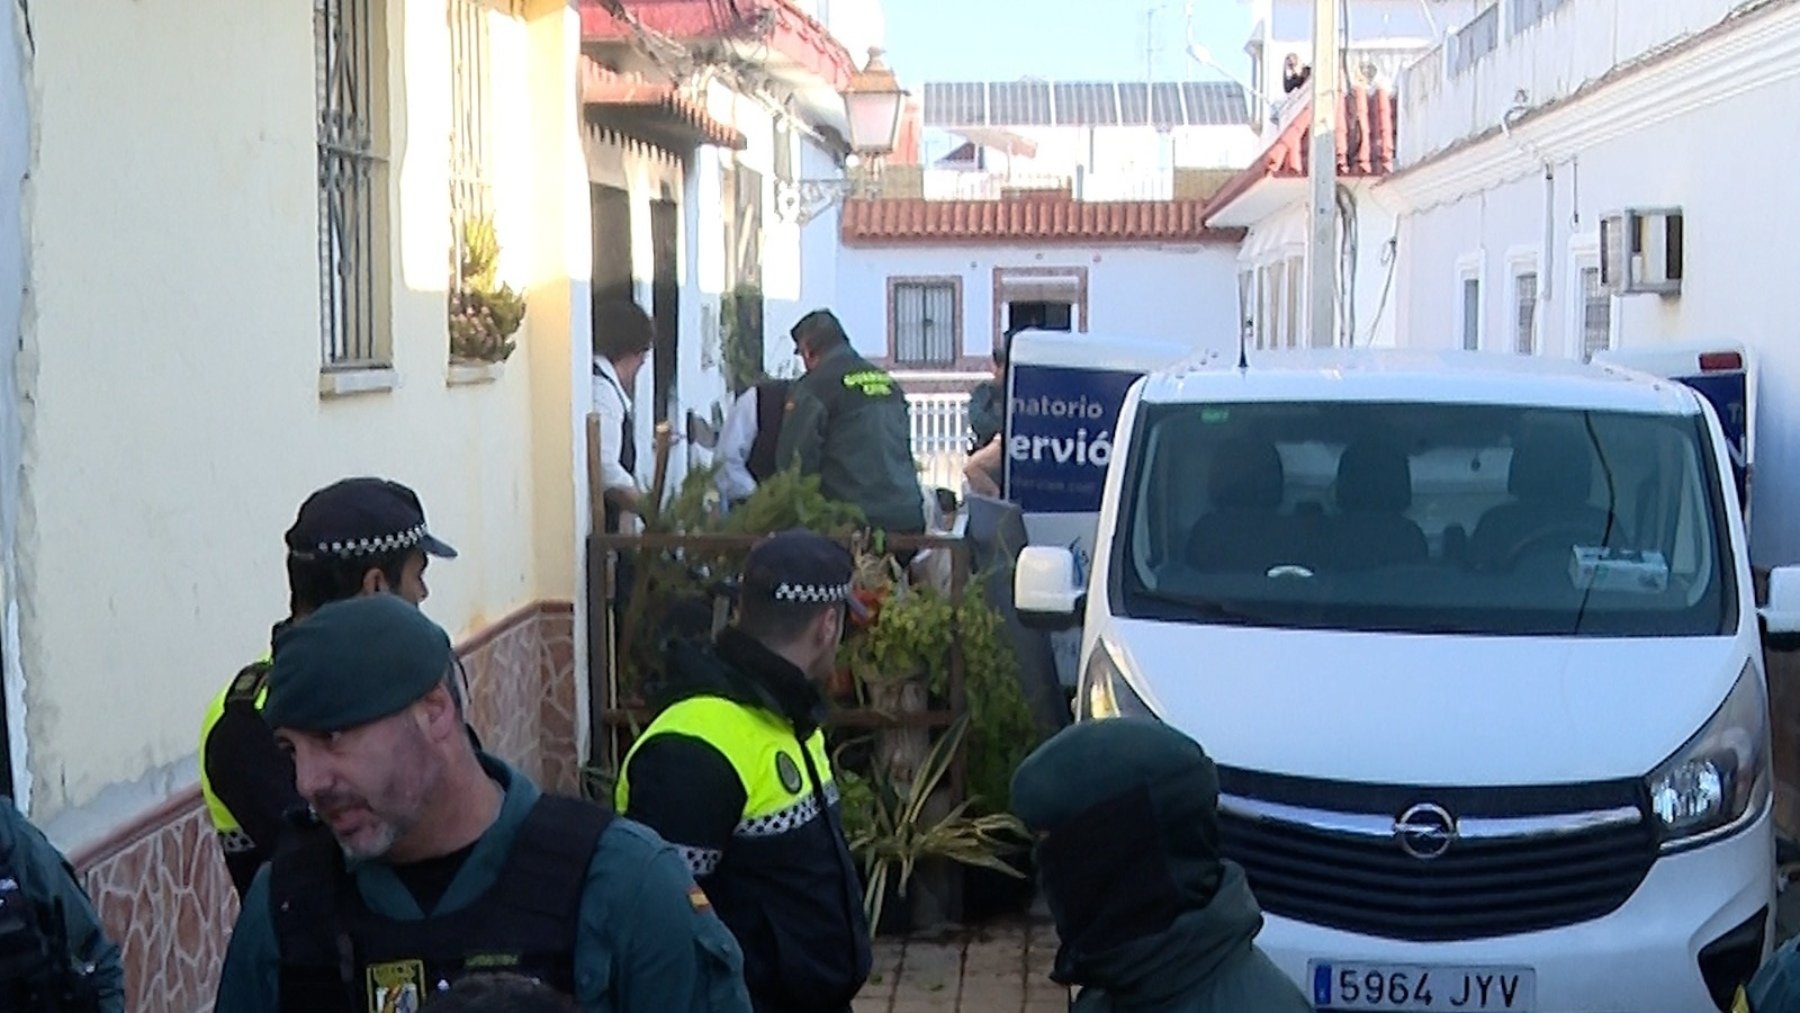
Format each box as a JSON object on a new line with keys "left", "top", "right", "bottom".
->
{"left": 1113, "top": 401, "right": 1734, "bottom": 637}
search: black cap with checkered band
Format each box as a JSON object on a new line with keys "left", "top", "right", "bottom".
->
{"left": 283, "top": 477, "right": 458, "bottom": 563}
{"left": 740, "top": 528, "right": 868, "bottom": 621}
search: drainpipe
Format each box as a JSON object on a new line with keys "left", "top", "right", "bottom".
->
{"left": 1542, "top": 163, "right": 1555, "bottom": 308}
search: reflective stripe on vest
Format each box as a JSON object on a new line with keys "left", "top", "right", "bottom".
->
{"left": 616, "top": 695, "right": 835, "bottom": 834}
{"left": 198, "top": 655, "right": 272, "bottom": 835}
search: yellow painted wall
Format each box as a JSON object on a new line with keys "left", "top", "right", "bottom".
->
{"left": 16, "top": 0, "right": 579, "bottom": 828}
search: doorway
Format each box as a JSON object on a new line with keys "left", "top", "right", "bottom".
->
{"left": 650, "top": 199, "right": 680, "bottom": 424}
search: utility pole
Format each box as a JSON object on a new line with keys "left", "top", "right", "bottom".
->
{"left": 1308, "top": 0, "right": 1340, "bottom": 347}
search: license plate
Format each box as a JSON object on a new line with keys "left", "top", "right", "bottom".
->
{"left": 1310, "top": 962, "right": 1535, "bottom": 1011}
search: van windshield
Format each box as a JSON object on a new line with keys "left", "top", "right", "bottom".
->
{"left": 1114, "top": 401, "right": 1734, "bottom": 636}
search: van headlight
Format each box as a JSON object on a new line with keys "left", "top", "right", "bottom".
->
{"left": 1081, "top": 638, "right": 1157, "bottom": 720}
{"left": 1646, "top": 662, "right": 1770, "bottom": 851}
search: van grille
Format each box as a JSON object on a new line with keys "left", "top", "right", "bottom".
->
{"left": 1216, "top": 772, "right": 1659, "bottom": 941}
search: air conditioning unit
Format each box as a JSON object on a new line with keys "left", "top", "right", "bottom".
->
{"left": 1599, "top": 208, "right": 1684, "bottom": 296}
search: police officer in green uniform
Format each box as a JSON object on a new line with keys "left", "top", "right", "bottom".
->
{"left": 214, "top": 594, "right": 750, "bottom": 1013}
{"left": 775, "top": 310, "right": 925, "bottom": 538}
{"left": 0, "top": 798, "right": 125, "bottom": 1012}
{"left": 616, "top": 529, "right": 873, "bottom": 1013}
{"left": 198, "top": 477, "right": 457, "bottom": 898}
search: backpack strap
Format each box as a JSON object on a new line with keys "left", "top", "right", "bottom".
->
{"left": 270, "top": 812, "right": 358, "bottom": 1012}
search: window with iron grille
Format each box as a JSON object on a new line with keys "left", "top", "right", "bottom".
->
{"left": 890, "top": 281, "right": 958, "bottom": 367}
{"left": 448, "top": 0, "right": 494, "bottom": 288}
{"left": 1514, "top": 271, "right": 1538, "bottom": 354}
{"left": 1581, "top": 266, "right": 1612, "bottom": 361}
{"left": 316, "top": 0, "right": 390, "bottom": 369}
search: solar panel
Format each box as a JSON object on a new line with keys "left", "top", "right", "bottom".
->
{"left": 921, "top": 80, "right": 1247, "bottom": 128}
{"left": 1052, "top": 83, "right": 1118, "bottom": 126}
{"left": 923, "top": 82, "right": 987, "bottom": 127}
{"left": 1181, "top": 81, "right": 1248, "bottom": 125}
{"left": 1150, "top": 82, "right": 1183, "bottom": 129}
{"left": 987, "top": 81, "right": 1053, "bottom": 126}
{"left": 1118, "top": 82, "right": 1149, "bottom": 125}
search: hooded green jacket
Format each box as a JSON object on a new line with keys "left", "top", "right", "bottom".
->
{"left": 1064, "top": 862, "right": 1310, "bottom": 1013}
{"left": 1013, "top": 718, "right": 1310, "bottom": 1013}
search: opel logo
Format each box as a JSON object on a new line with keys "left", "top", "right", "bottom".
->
{"left": 1394, "top": 803, "right": 1457, "bottom": 860}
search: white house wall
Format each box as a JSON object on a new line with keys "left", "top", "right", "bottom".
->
{"left": 19, "top": 0, "right": 578, "bottom": 833}
{"left": 1388, "top": 60, "right": 1800, "bottom": 567}
{"left": 2, "top": 0, "right": 28, "bottom": 798}
{"left": 836, "top": 244, "right": 1242, "bottom": 362}
{"left": 1240, "top": 197, "right": 1399, "bottom": 348}
{"left": 1400, "top": 0, "right": 1755, "bottom": 162}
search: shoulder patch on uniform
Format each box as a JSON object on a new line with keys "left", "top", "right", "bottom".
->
{"left": 226, "top": 662, "right": 270, "bottom": 703}
{"left": 366, "top": 959, "right": 425, "bottom": 1012}
{"left": 776, "top": 753, "right": 803, "bottom": 795}
{"left": 689, "top": 884, "right": 712, "bottom": 911}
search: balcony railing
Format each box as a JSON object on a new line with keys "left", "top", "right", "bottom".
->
{"left": 907, "top": 391, "right": 972, "bottom": 491}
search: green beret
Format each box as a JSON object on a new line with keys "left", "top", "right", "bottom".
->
{"left": 265, "top": 594, "right": 453, "bottom": 733}
{"left": 1011, "top": 717, "right": 1219, "bottom": 834}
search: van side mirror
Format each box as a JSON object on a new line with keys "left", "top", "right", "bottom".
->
{"left": 1015, "top": 546, "right": 1085, "bottom": 631}
{"left": 1761, "top": 565, "right": 1800, "bottom": 652}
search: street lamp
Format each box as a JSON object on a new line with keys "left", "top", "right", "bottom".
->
{"left": 775, "top": 47, "right": 910, "bottom": 225}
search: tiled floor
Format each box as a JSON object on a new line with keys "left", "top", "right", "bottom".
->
{"left": 853, "top": 916, "right": 1070, "bottom": 1013}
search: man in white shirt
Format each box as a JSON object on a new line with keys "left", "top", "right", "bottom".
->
{"left": 714, "top": 378, "right": 792, "bottom": 507}
{"left": 593, "top": 299, "right": 654, "bottom": 532}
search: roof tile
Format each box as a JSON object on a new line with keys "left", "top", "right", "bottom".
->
{"left": 839, "top": 197, "right": 1241, "bottom": 245}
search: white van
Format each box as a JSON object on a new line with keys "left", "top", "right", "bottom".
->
{"left": 1016, "top": 348, "right": 1800, "bottom": 1012}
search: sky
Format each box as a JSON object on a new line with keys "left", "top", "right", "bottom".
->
{"left": 880, "top": 0, "right": 1255, "bottom": 86}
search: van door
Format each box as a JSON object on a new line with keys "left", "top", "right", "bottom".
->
{"left": 1004, "top": 331, "right": 1197, "bottom": 685}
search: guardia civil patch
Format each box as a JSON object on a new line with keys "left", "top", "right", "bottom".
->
{"left": 689, "top": 885, "right": 712, "bottom": 911}
{"left": 367, "top": 959, "right": 426, "bottom": 1013}
{"left": 776, "top": 753, "right": 803, "bottom": 794}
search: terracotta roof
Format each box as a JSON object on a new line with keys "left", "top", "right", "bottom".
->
{"left": 580, "top": 59, "right": 746, "bottom": 150}
{"left": 581, "top": 0, "right": 856, "bottom": 90}
{"left": 1204, "top": 88, "right": 1397, "bottom": 220}
{"left": 839, "top": 198, "right": 1242, "bottom": 246}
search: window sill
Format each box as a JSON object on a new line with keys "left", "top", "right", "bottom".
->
{"left": 447, "top": 361, "right": 505, "bottom": 387}
{"left": 319, "top": 366, "right": 398, "bottom": 399}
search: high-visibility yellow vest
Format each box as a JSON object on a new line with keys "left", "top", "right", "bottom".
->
{"left": 616, "top": 695, "right": 834, "bottom": 829}
{"left": 197, "top": 656, "right": 271, "bottom": 837}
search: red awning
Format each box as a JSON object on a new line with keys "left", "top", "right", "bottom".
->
{"left": 580, "top": 0, "right": 856, "bottom": 90}
{"left": 581, "top": 58, "right": 746, "bottom": 150}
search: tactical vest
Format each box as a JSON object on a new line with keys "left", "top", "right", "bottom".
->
{"left": 198, "top": 659, "right": 273, "bottom": 859}
{"left": 271, "top": 794, "right": 611, "bottom": 1010}
{"left": 0, "top": 840, "right": 102, "bottom": 1012}
{"left": 746, "top": 379, "right": 790, "bottom": 484}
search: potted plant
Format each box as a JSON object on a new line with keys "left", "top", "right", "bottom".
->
{"left": 448, "top": 215, "right": 527, "bottom": 365}
{"left": 838, "top": 716, "right": 1031, "bottom": 936}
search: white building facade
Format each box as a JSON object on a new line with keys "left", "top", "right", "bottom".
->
{"left": 1383, "top": 0, "right": 1800, "bottom": 568}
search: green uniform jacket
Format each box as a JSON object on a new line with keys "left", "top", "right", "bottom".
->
{"left": 1067, "top": 864, "right": 1311, "bottom": 1013}
{"left": 0, "top": 800, "right": 126, "bottom": 1012}
{"left": 1743, "top": 932, "right": 1800, "bottom": 1011}
{"left": 774, "top": 345, "right": 926, "bottom": 533}
{"left": 214, "top": 757, "right": 751, "bottom": 1013}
